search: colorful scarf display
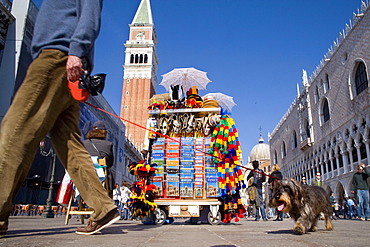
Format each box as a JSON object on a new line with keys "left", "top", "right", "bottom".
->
{"left": 210, "top": 115, "right": 246, "bottom": 223}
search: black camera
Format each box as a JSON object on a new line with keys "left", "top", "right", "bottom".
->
{"left": 79, "top": 71, "right": 106, "bottom": 96}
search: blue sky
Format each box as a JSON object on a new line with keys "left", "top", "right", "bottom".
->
{"left": 34, "top": 0, "right": 363, "bottom": 161}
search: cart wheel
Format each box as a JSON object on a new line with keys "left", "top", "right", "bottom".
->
{"left": 208, "top": 211, "right": 221, "bottom": 225}
{"left": 154, "top": 208, "right": 167, "bottom": 225}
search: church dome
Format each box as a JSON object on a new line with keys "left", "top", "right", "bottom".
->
{"left": 249, "top": 135, "right": 270, "bottom": 161}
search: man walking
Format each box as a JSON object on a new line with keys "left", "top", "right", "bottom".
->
{"left": 311, "top": 172, "right": 323, "bottom": 187}
{"left": 0, "top": 0, "right": 119, "bottom": 237}
{"left": 247, "top": 160, "right": 267, "bottom": 221}
{"left": 351, "top": 163, "right": 370, "bottom": 221}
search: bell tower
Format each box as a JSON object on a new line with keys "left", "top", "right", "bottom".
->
{"left": 120, "top": 0, "right": 158, "bottom": 149}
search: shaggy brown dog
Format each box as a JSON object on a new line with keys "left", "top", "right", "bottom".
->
{"left": 269, "top": 178, "right": 333, "bottom": 234}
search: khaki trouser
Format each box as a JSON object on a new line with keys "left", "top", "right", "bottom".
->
{"left": 0, "top": 49, "right": 116, "bottom": 232}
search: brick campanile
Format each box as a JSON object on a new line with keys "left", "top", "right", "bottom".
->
{"left": 120, "top": 0, "right": 158, "bottom": 149}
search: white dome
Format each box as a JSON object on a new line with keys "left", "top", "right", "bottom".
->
{"left": 249, "top": 135, "right": 270, "bottom": 161}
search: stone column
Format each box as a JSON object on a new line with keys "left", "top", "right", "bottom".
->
{"left": 329, "top": 157, "right": 334, "bottom": 178}
{"left": 348, "top": 147, "right": 354, "bottom": 171}
{"left": 335, "top": 153, "right": 340, "bottom": 173}
{"left": 341, "top": 149, "right": 349, "bottom": 174}
{"left": 363, "top": 139, "right": 370, "bottom": 163}
{"left": 355, "top": 142, "right": 362, "bottom": 165}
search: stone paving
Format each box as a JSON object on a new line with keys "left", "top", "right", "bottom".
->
{"left": 0, "top": 216, "right": 369, "bottom": 247}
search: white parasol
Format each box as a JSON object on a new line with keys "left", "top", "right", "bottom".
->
{"left": 160, "top": 67, "right": 211, "bottom": 92}
{"left": 202, "top": 92, "right": 237, "bottom": 112}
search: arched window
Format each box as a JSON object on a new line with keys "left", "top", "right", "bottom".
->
{"left": 359, "top": 136, "right": 367, "bottom": 160}
{"left": 304, "top": 119, "right": 311, "bottom": 138}
{"left": 322, "top": 158, "right": 327, "bottom": 174}
{"left": 139, "top": 54, "right": 143, "bottom": 63}
{"left": 321, "top": 98, "right": 330, "bottom": 123}
{"left": 326, "top": 161, "right": 331, "bottom": 172}
{"left": 274, "top": 150, "right": 278, "bottom": 164}
{"left": 336, "top": 146, "right": 343, "bottom": 168}
{"left": 351, "top": 139, "right": 358, "bottom": 163}
{"left": 324, "top": 74, "right": 330, "bottom": 92}
{"left": 144, "top": 54, "right": 148, "bottom": 63}
{"left": 355, "top": 61, "right": 368, "bottom": 95}
{"left": 134, "top": 54, "right": 139, "bottom": 63}
{"left": 292, "top": 130, "right": 298, "bottom": 149}
{"left": 282, "top": 141, "right": 287, "bottom": 157}
{"left": 130, "top": 54, "right": 134, "bottom": 63}
{"left": 315, "top": 86, "right": 319, "bottom": 103}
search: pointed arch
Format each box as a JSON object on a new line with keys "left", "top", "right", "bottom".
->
{"left": 291, "top": 130, "right": 298, "bottom": 149}
{"left": 354, "top": 61, "right": 368, "bottom": 95}
{"left": 324, "top": 73, "right": 330, "bottom": 93}
{"left": 359, "top": 135, "right": 367, "bottom": 160}
{"left": 337, "top": 146, "right": 343, "bottom": 168}
{"left": 139, "top": 54, "right": 144, "bottom": 63}
{"left": 315, "top": 85, "right": 320, "bottom": 104}
{"left": 350, "top": 139, "right": 358, "bottom": 163}
{"left": 304, "top": 118, "right": 311, "bottom": 138}
{"left": 320, "top": 97, "right": 330, "bottom": 125}
{"left": 282, "top": 141, "right": 287, "bottom": 158}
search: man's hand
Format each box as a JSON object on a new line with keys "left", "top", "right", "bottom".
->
{"left": 66, "top": 55, "right": 83, "bottom": 81}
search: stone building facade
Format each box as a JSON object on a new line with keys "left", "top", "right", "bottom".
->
{"left": 269, "top": 2, "right": 370, "bottom": 204}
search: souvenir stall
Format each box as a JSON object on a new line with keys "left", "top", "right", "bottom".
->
{"left": 134, "top": 68, "right": 246, "bottom": 225}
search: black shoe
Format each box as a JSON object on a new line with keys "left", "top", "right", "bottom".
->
{"left": 273, "top": 218, "right": 279, "bottom": 221}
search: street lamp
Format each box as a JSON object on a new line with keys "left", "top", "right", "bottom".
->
{"left": 39, "top": 138, "right": 56, "bottom": 218}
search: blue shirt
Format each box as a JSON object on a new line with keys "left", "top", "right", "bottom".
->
{"left": 31, "top": 0, "right": 103, "bottom": 69}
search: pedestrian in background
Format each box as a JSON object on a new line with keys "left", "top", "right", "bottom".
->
{"left": 334, "top": 200, "right": 340, "bottom": 219}
{"left": 120, "top": 181, "right": 132, "bottom": 220}
{"left": 247, "top": 160, "right": 267, "bottom": 221}
{"left": 351, "top": 163, "right": 370, "bottom": 221}
{"left": 112, "top": 184, "right": 122, "bottom": 219}
{"left": 311, "top": 172, "right": 324, "bottom": 187}
{"left": 329, "top": 192, "right": 337, "bottom": 219}
{"left": 0, "top": 0, "right": 119, "bottom": 237}
{"left": 342, "top": 197, "right": 349, "bottom": 219}
{"left": 82, "top": 120, "right": 115, "bottom": 197}
{"left": 347, "top": 196, "right": 355, "bottom": 219}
